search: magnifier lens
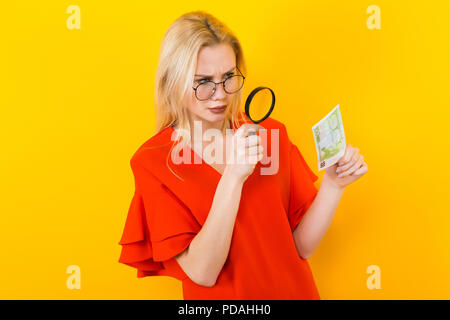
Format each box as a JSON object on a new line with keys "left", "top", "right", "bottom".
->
{"left": 245, "top": 86, "right": 276, "bottom": 124}
{"left": 247, "top": 90, "right": 272, "bottom": 122}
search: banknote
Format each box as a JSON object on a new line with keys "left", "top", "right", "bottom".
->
{"left": 312, "top": 104, "right": 346, "bottom": 171}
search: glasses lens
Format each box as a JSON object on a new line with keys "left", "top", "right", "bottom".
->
{"left": 224, "top": 75, "right": 244, "bottom": 94}
{"left": 196, "top": 81, "right": 215, "bottom": 100}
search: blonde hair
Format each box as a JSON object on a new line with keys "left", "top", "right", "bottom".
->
{"left": 153, "top": 11, "right": 249, "bottom": 179}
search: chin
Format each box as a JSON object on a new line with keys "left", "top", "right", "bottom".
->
{"left": 206, "top": 114, "right": 227, "bottom": 123}
{"left": 202, "top": 110, "right": 227, "bottom": 124}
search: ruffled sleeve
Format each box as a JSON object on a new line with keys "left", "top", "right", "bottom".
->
{"left": 287, "top": 142, "right": 319, "bottom": 232}
{"left": 118, "top": 158, "right": 201, "bottom": 280}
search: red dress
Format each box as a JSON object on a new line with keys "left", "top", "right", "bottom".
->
{"left": 118, "top": 117, "right": 321, "bottom": 299}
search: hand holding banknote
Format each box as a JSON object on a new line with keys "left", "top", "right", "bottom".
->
{"left": 323, "top": 143, "right": 368, "bottom": 189}
{"left": 312, "top": 104, "right": 368, "bottom": 189}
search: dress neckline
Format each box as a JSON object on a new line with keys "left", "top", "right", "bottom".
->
{"left": 167, "top": 122, "right": 237, "bottom": 178}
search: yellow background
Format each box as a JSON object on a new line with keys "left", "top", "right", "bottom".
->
{"left": 1, "top": 1, "right": 449, "bottom": 299}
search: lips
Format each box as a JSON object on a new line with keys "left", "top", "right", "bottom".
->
{"left": 209, "top": 105, "right": 227, "bottom": 110}
{"left": 208, "top": 105, "right": 227, "bottom": 114}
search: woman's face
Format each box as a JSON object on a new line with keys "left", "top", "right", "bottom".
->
{"left": 187, "top": 43, "right": 236, "bottom": 126}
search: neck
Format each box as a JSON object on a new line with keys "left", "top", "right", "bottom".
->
{"left": 189, "top": 117, "right": 230, "bottom": 134}
{"left": 188, "top": 117, "right": 230, "bottom": 147}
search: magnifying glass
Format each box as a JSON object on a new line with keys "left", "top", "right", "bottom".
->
{"left": 244, "top": 86, "right": 275, "bottom": 135}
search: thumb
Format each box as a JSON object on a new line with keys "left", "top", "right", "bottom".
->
{"left": 235, "top": 124, "right": 247, "bottom": 136}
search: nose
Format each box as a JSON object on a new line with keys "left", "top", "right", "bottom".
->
{"left": 210, "top": 82, "right": 227, "bottom": 100}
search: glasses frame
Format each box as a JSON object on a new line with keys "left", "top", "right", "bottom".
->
{"left": 192, "top": 66, "right": 246, "bottom": 101}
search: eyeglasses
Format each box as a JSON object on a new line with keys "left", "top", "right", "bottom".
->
{"left": 192, "top": 66, "right": 246, "bottom": 101}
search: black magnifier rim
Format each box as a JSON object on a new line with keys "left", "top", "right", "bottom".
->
{"left": 244, "top": 86, "right": 275, "bottom": 124}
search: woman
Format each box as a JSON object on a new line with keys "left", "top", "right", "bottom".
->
{"left": 118, "top": 11, "right": 368, "bottom": 300}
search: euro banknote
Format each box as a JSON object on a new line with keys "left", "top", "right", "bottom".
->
{"left": 312, "top": 104, "right": 346, "bottom": 171}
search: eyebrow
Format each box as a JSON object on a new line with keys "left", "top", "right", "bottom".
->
{"left": 194, "top": 66, "right": 236, "bottom": 78}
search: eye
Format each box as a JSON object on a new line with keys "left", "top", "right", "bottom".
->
{"left": 198, "top": 78, "right": 209, "bottom": 84}
{"left": 196, "top": 73, "right": 235, "bottom": 85}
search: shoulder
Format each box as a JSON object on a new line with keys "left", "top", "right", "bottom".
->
{"left": 259, "top": 117, "right": 289, "bottom": 137}
{"left": 258, "top": 117, "right": 291, "bottom": 146}
{"left": 258, "top": 117, "right": 286, "bottom": 131}
{"left": 129, "top": 125, "right": 175, "bottom": 173}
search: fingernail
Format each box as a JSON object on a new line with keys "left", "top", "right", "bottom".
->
{"left": 338, "top": 173, "right": 343, "bottom": 178}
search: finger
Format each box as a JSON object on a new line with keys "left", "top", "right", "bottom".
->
{"left": 247, "top": 127, "right": 259, "bottom": 137}
{"left": 235, "top": 127, "right": 251, "bottom": 147}
{"left": 339, "top": 145, "right": 358, "bottom": 166}
{"left": 247, "top": 144, "right": 263, "bottom": 156}
{"left": 342, "top": 145, "right": 355, "bottom": 163}
{"left": 337, "top": 152, "right": 361, "bottom": 173}
{"left": 353, "top": 162, "right": 368, "bottom": 175}
{"left": 245, "top": 134, "right": 261, "bottom": 147}
{"left": 236, "top": 124, "right": 263, "bottom": 149}
{"left": 257, "top": 152, "right": 263, "bottom": 162}
{"left": 337, "top": 145, "right": 351, "bottom": 165}
{"left": 338, "top": 157, "right": 364, "bottom": 178}
{"left": 238, "top": 123, "right": 258, "bottom": 135}
{"left": 248, "top": 150, "right": 260, "bottom": 164}
{"left": 235, "top": 125, "right": 248, "bottom": 138}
